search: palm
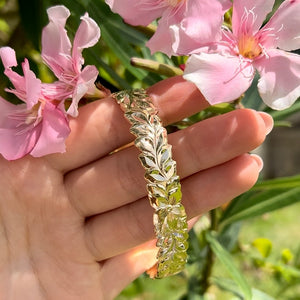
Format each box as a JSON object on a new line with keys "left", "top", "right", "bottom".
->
{"left": 0, "top": 77, "right": 269, "bottom": 300}
{"left": 0, "top": 157, "right": 103, "bottom": 299}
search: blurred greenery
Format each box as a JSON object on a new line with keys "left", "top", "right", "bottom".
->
{"left": 1, "top": 0, "right": 300, "bottom": 299}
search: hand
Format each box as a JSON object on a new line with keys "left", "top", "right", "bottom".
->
{"left": 0, "top": 76, "right": 272, "bottom": 300}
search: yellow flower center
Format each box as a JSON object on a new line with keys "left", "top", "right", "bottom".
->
{"left": 24, "top": 104, "right": 39, "bottom": 125}
{"left": 166, "top": 0, "right": 185, "bottom": 7}
{"left": 24, "top": 102, "right": 44, "bottom": 126}
{"left": 238, "top": 35, "right": 262, "bottom": 59}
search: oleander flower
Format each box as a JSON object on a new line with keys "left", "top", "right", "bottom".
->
{"left": 41, "top": 5, "right": 101, "bottom": 117}
{"left": 0, "top": 47, "right": 70, "bottom": 160}
{"left": 183, "top": 0, "right": 300, "bottom": 110}
{"left": 105, "top": 0, "right": 231, "bottom": 56}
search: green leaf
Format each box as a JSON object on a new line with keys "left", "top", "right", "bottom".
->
{"left": 0, "top": 0, "right": 6, "bottom": 8}
{"left": 187, "top": 228, "right": 207, "bottom": 264}
{"left": 221, "top": 190, "right": 276, "bottom": 222}
{"left": 242, "top": 72, "right": 266, "bottom": 111}
{"left": 212, "top": 277, "right": 275, "bottom": 300}
{"left": 270, "top": 98, "right": 300, "bottom": 121}
{"left": 86, "top": 1, "right": 147, "bottom": 45}
{"left": 212, "top": 277, "right": 246, "bottom": 299}
{"left": 204, "top": 102, "right": 235, "bottom": 115}
{"left": 251, "top": 174, "right": 300, "bottom": 190}
{"left": 220, "top": 187, "right": 300, "bottom": 227}
{"left": 249, "top": 289, "right": 276, "bottom": 300}
{"left": 272, "top": 263, "right": 300, "bottom": 281}
{"left": 218, "top": 222, "right": 242, "bottom": 252}
{"left": 205, "top": 231, "right": 252, "bottom": 300}
{"left": 252, "top": 238, "right": 273, "bottom": 258}
{"left": 0, "top": 18, "right": 9, "bottom": 33}
{"left": 17, "top": 0, "right": 45, "bottom": 49}
{"left": 86, "top": 1, "right": 161, "bottom": 85}
{"left": 86, "top": 46, "right": 132, "bottom": 90}
{"left": 100, "top": 26, "right": 153, "bottom": 83}
{"left": 221, "top": 174, "right": 300, "bottom": 220}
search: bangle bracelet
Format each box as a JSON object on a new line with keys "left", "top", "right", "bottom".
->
{"left": 113, "top": 89, "right": 189, "bottom": 279}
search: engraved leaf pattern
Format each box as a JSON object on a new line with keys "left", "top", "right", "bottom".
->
{"left": 114, "top": 89, "right": 189, "bottom": 278}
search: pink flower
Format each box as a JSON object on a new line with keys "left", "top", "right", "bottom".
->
{"left": 0, "top": 47, "right": 70, "bottom": 160}
{"left": 41, "top": 5, "right": 101, "bottom": 117}
{"left": 183, "top": 0, "right": 300, "bottom": 110}
{"left": 105, "top": 0, "right": 231, "bottom": 56}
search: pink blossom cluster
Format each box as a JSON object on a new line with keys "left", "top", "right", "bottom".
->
{"left": 107, "top": 0, "right": 300, "bottom": 110}
{"left": 106, "top": 0, "right": 232, "bottom": 56}
{"left": 1, "top": 1, "right": 300, "bottom": 160}
{"left": 0, "top": 5, "right": 101, "bottom": 160}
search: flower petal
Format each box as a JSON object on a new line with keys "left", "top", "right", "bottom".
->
{"left": 255, "top": 49, "right": 300, "bottom": 110}
{"left": 72, "top": 12, "right": 101, "bottom": 71}
{"left": 219, "top": 0, "right": 232, "bottom": 10}
{"left": 47, "top": 5, "right": 70, "bottom": 26}
{"left": 145, "top": 2, "right": 187, "bottom": 55}
{"left": 147, "top": 0, "right": 231, "bottom": 56}
{"left": 0, "top": 98, "right": 40, "bottom": 160}
{"left": 262, "top": 0, "right": 300, "bottom": 51}
{"left": 146, "top": 18, "right": 174, "bottom": 56}
{"left": 0, "top": 47, "right": 24, "bottom": 97}
{"left": 0, "top": 46, "right": 17, "bottom": 68}
{"left": 105, "top": 0, "right": 165, "bottom": 26}
{"left": 41, "top": 81, "right": 72, "bottom": 102}
{"left": 22, "top": 59, "right": 41, "bottom": 109}
{"left": 183, "top": 52, "right": 255, "bottom": 104}
{"left": 41, "top": 5, "right": 72, "bottom": 77}
{"left": 181, "top": 0, "right": 230, "bottom": 43}
{"left": 232, "top": 0, "right": 274, "bottom": 35}
{"left": 30, "top": 102, "right": 70, "bottom": 157}
{"left": 169, "top": 0, "right": 229, "bottom": 55}
{"left": 67, "top": 65, "right": 99, "bottom": 117}
{"left": 0, "top": 47, "right": 41, "bottom": 108}
{"left": 170, "top": 24, "right": 207, "bottom": 56}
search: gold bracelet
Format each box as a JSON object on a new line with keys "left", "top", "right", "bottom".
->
{"left": 113, "top": 89, "right": 188, "bottom": 279}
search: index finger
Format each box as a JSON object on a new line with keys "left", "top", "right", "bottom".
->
{"left": 46, "top": 76, "right": 209, "bottom": 173}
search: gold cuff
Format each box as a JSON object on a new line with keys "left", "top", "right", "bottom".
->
{"left": 113, "top": 89, "right": 188, "bottom": 279}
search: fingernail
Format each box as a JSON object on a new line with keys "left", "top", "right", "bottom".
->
{"left": 250, "top": 154, "right": 264, "bottom": 172}
{"left": 258, "top": 112, "right": 274, "bottom": 135}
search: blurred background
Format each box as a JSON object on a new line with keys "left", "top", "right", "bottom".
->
{"left": 1, "top": 0, "right": 300, "bottom": 299}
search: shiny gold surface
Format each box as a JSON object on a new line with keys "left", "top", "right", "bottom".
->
{"left": 113, "top": 89, "right": 188, "bottom": 278}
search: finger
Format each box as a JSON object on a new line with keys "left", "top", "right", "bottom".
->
{"left": 84, "top": 153, "right": 262, "bottom": 261}
{"left": 99, "top": 240, "right": 158, "bottom": 299}
{"left": 46, "top": 77, "right": 208, "bottom": 172}
{"left": 99, "top": 217, "right": 199, "bottom": 299}
{"left": 66, "top": 109, "right": 271, "bottom": 216}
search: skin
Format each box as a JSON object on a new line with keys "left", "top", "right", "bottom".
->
{"left": 0, "top": 77, "right": 273, "bottom": 300}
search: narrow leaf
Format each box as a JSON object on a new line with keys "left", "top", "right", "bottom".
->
{"left": 221, "top": 187, "right": 300, "bottom": 227}
{"left": 252, "top": 175, "right": 300, "bottom": 190}
{"left": 212, "top": 277, "right": 275, "bottom": 300}
{"left": 18, "top": 0, "right": 45, "bottom": 49}
{"left": 206, "top": 231, "right": 252, "bottom": 300}
{"left": 87, "top": 1, "right": 161, "bottom": 85}
{"left": 270, "top": 99, "right": 300, "bottom": 121}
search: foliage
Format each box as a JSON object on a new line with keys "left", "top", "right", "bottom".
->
{"left": 1, "top": 0, "right": 300, "bottom": 298}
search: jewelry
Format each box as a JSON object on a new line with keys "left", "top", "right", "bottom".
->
{"left": 113, "top": 89, "right": 189, "bottom": 279}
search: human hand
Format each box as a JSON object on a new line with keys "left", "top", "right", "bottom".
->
{"left": 0, "top": 76, "right": 273, "bottom": 300}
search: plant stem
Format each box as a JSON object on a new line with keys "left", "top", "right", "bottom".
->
{"left": 130, "top": 57, "right": 183, "bottom": 77}
{"left": 210, "top": 208, "right": 219, "bottom": 231}
{"left": 200, "top": 209, "right": 219, "bottom": 293}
